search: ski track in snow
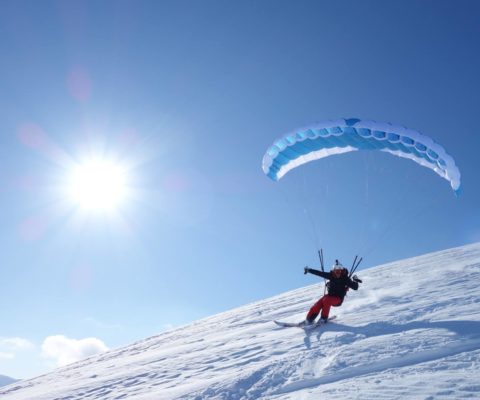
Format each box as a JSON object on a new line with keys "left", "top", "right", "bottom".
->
{"left": 1, "top": 243, "right": 480, "bottom": 399}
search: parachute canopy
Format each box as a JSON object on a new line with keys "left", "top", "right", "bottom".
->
{"left": 262, "top": 118, "right": 461, "bottom": 193}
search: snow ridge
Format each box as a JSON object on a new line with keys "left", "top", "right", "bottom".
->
{"left": 0, "top": 375, "right": 17, "bottom": 388}
{"left": 1, "top": 242, "right": 480, "bottom": 399}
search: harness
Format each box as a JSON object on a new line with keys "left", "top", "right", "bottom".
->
{"left": 326, "top": 268, "right": 349, "bottom": 306}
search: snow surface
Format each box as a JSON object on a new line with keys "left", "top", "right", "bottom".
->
{"left": 2, "top": 242, "right": 480, "bottom": 399}
{"left": 0, "top": 375, "right": 17, "bottom": 388}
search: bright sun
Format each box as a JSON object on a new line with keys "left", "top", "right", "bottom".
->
{"left": 69, "top": 159, "right": 127, "bottom": 211}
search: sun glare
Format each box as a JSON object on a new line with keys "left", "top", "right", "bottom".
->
{"left": 69, "top": 159, "right": 127, "bottom": 211}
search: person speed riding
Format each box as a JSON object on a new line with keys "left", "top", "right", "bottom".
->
{"left": 303, "top": 260, "right": 362, "bottom": 324}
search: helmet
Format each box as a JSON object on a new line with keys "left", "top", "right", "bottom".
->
{"left": 332, "top": 260, "right": 343, "bottom": 270}
{"left": 332, "top": 260, "right": 344, "bottom": 277}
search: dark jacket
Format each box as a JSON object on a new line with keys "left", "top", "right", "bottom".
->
{"left": 306, "top": 268, "right": 359, "bottom": 299}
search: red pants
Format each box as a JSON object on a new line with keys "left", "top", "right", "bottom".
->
{"left": 306, "top": 295, "right": 342, "bottom": 321}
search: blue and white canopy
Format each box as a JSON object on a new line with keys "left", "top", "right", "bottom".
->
{"left": 262, "top": 118, "right": 461, "bottom": 193}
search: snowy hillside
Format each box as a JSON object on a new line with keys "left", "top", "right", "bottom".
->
{"left": 0, "top": 375, "right": 17, "bottom": 388}
{"left": 2, "top": 243, "right": 480, "bottom": 399}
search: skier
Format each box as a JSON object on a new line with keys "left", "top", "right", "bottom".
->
{"left": 303, "top": 260, "right": 362, "bottom": 325}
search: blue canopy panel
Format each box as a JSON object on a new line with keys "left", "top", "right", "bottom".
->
{"left": 262, "top": 118, "right": 461, "bottom": 194}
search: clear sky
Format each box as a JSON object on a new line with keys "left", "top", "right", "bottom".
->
{"left": 1, "top": 0, "right": 479, "bottom": 379}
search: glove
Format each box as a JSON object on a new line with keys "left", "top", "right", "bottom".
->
{"left": 352, "top": 275, "right": 362, "bottom": 283}
{"left": 304, "top": 267, "right": 310, "bottom": 275}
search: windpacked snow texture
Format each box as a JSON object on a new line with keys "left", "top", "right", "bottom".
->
{"left": 1, "top": 242, "right": 480, "bottom": 399}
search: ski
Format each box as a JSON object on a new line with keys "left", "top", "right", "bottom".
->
{"left": 274, "top": 315, "right": 336, "bottom": 329}
{"left": 273, "top": 320, "right": 305, "bottom": 328}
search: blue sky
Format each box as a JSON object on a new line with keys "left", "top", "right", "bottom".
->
{"left": 1, "top": 0, "right": 479, "bottom": 378}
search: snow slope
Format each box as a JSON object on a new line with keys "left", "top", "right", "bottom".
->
{"left": 0, "top": 375, "right": 17, "bottom": 388}
{"left": 2, "top": 243, "right": 480, "bottom": 399}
